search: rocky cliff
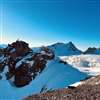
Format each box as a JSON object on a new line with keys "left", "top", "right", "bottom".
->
{"left": 0, "top": 40, "right": 55, "bottom": 87}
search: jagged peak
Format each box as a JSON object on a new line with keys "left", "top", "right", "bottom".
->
{"left": 66, "top": 41, "right": 76, "bottom": 48}
{"left": 50, "top": 41, "right": 78, "bottom": 51}
{"left": 50, "top": 41, "right": 75, "bottom": 47}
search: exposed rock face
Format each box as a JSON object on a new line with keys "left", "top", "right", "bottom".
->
{"left": 4, "top": 40, "right": 31, "bottom": 58}
{"left": 14, "top": 63, "right": 32, "bottom": 87}
{"left": 0, "top": 40, "right": 55, "bottom": 87}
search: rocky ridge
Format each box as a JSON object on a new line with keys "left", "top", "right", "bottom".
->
{"left": 0, "top": 40, "right": 55, "bottom": 87}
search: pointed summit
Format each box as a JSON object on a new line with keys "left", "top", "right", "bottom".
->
{"left": 66, "top": 41, "right": 78, "bottom": 51}
{"left": 67, "top": 41, "right": 74, "bottom": 45}
{"left": 48, "top": 42, "right": 82, "bottom": 56}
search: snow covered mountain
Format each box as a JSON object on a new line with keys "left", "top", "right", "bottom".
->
{"left": 48, "top": 42, "right": 82, "bottom": 56}
{"left": 32, "top": 42, "right": 100, "bottom": 56}
{"left": 0, "top": 40, "right": 100, "bottom": 100}
{"left": 84, "top": 47, "right": 100, "bottom": 54}
{"left": 32, "top": 42, "right": 82, "bottom": 56}
{"left": 0, "top": 57, "right": 88, "bottom": 100}
{"left": 0, "top": 40, "right": 55, "bottom": 87}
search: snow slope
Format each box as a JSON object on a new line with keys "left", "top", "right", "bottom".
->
{"left": 0, "top": 57, "right": 87, "bottom": 100}
{"left": 60, "top": 54, "right": 100, "bottom": 76}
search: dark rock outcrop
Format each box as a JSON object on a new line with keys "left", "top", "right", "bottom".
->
{"left": 0, "top": 40, "right": 55, "bottom": 87}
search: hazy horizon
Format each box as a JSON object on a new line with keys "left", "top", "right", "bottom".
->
{"left": 0, "top": 0, "right": 100, "bottom": 50}
{"left": 0, "top": 39, "right": 100, "bottom": 51}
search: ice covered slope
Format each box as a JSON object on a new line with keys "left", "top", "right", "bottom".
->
{"left": 48, "top": 42, "right": 82, "bottom": 56}
{"left": 0, "top": 57, "right": 87, "bottom": 100}
{"left": 60, "top": 54, "right": 100, "bottom": 76}
{"left": 25, "top": 75, "right": 100, "bottom": 100}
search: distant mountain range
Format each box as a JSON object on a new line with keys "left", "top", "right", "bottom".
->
{"left": 32, "top": 41, "right": 100, "bottom": 55}
{"left": 84, "top": 47, "right": 100, "bottom": 54}
{"left": 0, "top": 41, "right": 100, "bottom": 55}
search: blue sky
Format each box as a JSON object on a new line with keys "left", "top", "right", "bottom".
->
{"left": 0, "top": 0, "right": 100, "bottom": 50}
